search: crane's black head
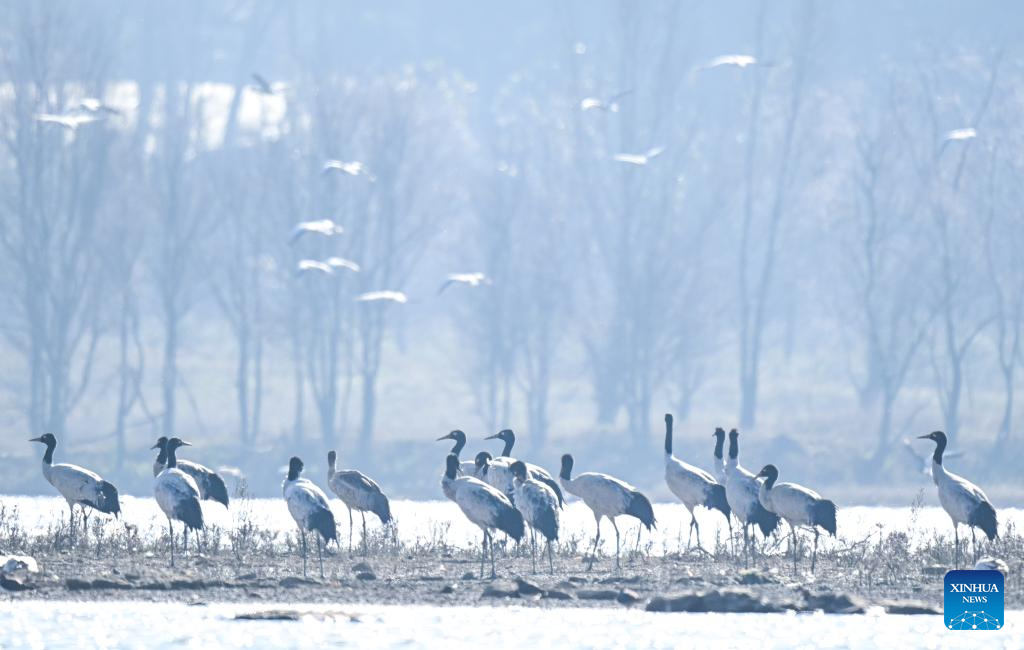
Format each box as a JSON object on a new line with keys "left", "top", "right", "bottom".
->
{"left": 29, "top": 433, "right": 57, "bottom": 448}
{"left": 728, "top": 428, "right": 738, "bottom": 441}
{"left": 559, "top": 454, "right": 574, "bottom": 481}
{"left": 727, "top": 428, "right": 739, "bottom": 459}
{"left": 755, "top": 464, "right": 778, "bottom": 487}
{"left": 663, "top": 414, "right": 675, "bottom": 455}
{"left": 917, "top": 431, "right": 947, "bottom": 464}
{"left": 510, "top": 460, "right": 528, "bottom": 481}
{"left": 444, "top": 453, "right": 460, "bottom": 479}
{"left": 288, "top": 456, "right": 304, "bottom": 481}
{"left": 150, "top": 436, "right": 168, "bottom": 450}
{"left": 29, "top": 433, "right": 57, "bottom": 464}
{"left": 436, "top": 430, "right": 467, "bottom": 454}
{"left": 474, "top": 451, "right": 492, "bottom": 472}
{"left": 712, "top": 427, "right": 725, "bottom": 441}
{"left": 712, "top": 427, "right": 726, "bottom": 459}
{"left": 166, "top": 437, "right": 191, "bottom": 451}
{"left": 327, "top": 450, "right": 337, "bottom": 465}
{"left": 485, "top": 429, "right": 515, "bottom": 442}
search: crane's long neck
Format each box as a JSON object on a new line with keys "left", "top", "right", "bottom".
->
{"left": 664, "top": 420, "right": 673, "bottom": 457}
{"left": 501, "top": 438, "right": 514, "bottom": 457}
{"left": 287, "top": 465, "right": 300, "bottom": 482}
{"left": 41, "top": 441, "right": 55, "bottom": 465}
{"left": 155, "top": 445, "right": 167, "bottom": 467}
{"left": 727, "top": 435, "right": 739, "bottom": 469}
{"left": 450, "top": 436, "right": 465, "bottom": 457}
{"left": 166, "top": 446, "right": 178, "bottom": 469}
{"left": 713, "top": 436, "right": 724, "bottom": 462}
{"left": 932, "top": 437, "right": 946, "bottom": 466}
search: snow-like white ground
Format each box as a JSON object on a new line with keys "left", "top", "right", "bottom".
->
{"left": 2, "top": 495, "right": 1020, "bottom": 554}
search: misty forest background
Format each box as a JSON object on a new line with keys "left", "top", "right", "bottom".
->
{"left": 1, "top": 1, "right": 1023, "bottom": 502}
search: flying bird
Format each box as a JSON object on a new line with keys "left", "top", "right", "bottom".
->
{"left": 288, "top": 219, "right": 344, "bottom": 245}
{"left": 944, "top": 127, "right": 977, "bottom": 142}
{"left": 35, "top": 112, "right": 100, "bottom": 131}
{"left": 323, "top": 159, "right": 376, "bottom": 180}
{"left": 702, "top": 54, "right": 758, "bottom": 70}
{"left": 77, "top": 98, "right": 120, "bottom": 115}
{"left": 356, "top": 291, "right": 408, "bottom": 304}
{"left": 438, "top": 272, "right": 489, "bottom": 294}
{"left": 580, "top": 90, "right": 631, "bottom": 113}
{"left": 326, "top": 257, "right": 361, "bottom": 273}
{"left": 612, "top": 146, "right": 665, "bottom": 166}
{"left": 251, "top": 73, "right": 276, "bottom": 95}
{"left": 296, "top": 259, "right": 334, "bottom": 276}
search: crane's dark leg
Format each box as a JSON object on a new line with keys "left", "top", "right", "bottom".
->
{"left": 971, "top": 527, "right": 977, "bottom": 564}
{"left": 489, "top": 531, "right": 497, "bottom": 579}
{"left": 530, "top": 527, "right": 537, "bottom": 574}
{"left": 68, "top": 505, "right": 76, "bottom": 547}
{"left": 635, "top": 524, "right": 642, "bottom": 554}
{"left": 361, "top": 511, "right": 368, "bottom": 556}
{"left": 812, "top": 527, "right": 820, "bottom": 574}
{"left": 694, "top": 515, "right": 703, "bottom": 550}
{"left": 612, "top": 519, "right": 621, "bottom": 569}
{"left": 743, "top": 524, "right": 750, "bottom": 568}
{"left": 547, "top": 538, "right": 554, "bottom": 574}
{"left": 168, "top": 518, "right": 175, "bottom": 568}
{"left": 953, "top": 523, "right": 960, "bottom": 570}
{"left": 82, "top": 508, "right": 91, "bottom": 542}
{"left": 300, "top": 530, "right": 308, "bottom": 578}
{"left": 348, "top": 507, "right": 354, "bottom": 554}
{"left": 587, "top": 515, "right": 601, "bottom": 571}
{"left": 791, "top": 525, "right": 799, "bottom": 574}
{"left": 316, "top": 534, "right": 325, "bottom": 578}
{"left": 686, "top": 511, "right": 695, "bottom": 549}
{"left": 480, "top": 530, "right": 487, "bottom": 579}
{"left": 183, "top": 527, "right": 189, "bottom": 559}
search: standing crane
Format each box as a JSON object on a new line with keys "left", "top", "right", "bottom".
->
{"left": 510, "top": 460, "right": 559, "bottom": 573}
{"left": 662, "top": 414, "right": 730, "bottom": 551}
{"left": 151, "top": 436, "right": 229, "bottom": 508}
{"left": 559, "top": 453, "right": 656, "bottom": 569}
{"left": 326, "top": 450, "right": 393, "bottom": 554}
{"left": 153, "top": 437, "right": 204, "bottom": 566}
{"left": 484, "top": 429, "right": 564, "bottom": 506}
{"left": 441, "top": 454, "right": 524, "bottom": 578}
{"left": 755, "top": 464, "right": 836, "bottom": 573}
{"left": 711, "top": 427, "right": 727, "bottom": 483}
{"left": 283, "top": 456, "right": 338, "bottom": 578}
{"left": 724, "top": 429, "right": 780, "bottom": 562}
{"left": 29, "top": 433, "right": 120, "bottom": 544}
{"left": 918, "top": 431, "right": 998, "bottom": 568}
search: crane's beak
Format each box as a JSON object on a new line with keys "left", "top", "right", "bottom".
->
{"left": 28, "top": 436, "right": 43, "bottom": 443}
{"left": 435, "top": 433, "right": 453, "bottom": 441}
{"left": 180, "top": 440, "right": 193, "bottom": 447}
{"left": 483, "top": 433, "right": 501, "bottom": 440}
{"left": 150, "top": 442, "right": 161, "bottom": 450}
{"left": 916, "top": 434, "right": 931, "bottom": 440}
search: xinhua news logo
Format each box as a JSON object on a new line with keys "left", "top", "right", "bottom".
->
{"left": 944, "top": 570, "right": 1004, "bottom": 630}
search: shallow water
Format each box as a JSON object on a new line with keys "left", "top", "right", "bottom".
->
{"left": 0, "top": 601, "right": 1020, "bottom": 649}
{"left": 1, "top": 495, "right": 1020, "bottom": 554}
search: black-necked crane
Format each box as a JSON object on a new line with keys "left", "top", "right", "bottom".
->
{"left": 724, "top": 429, "right": 780, "bottom": 562}
{"left": 283, "top": 456, "right": 337, "bottom": 578}
{"left": 441, "top": 454, "right": 524, "bottom": 579}
{"left": 474, "top": 451, "right": 516, "bottom": 504}
{"left": 484, "top": 429, "right": 565, "bottom": 506}
{"left": 153, "top": 437, "right": 204, "bottom": 566}
{"left": 662, "top": 414, "right": 730, "bottom": 551}
{"left": 151, "top": 436, "right": 229, "bottom": 508}
{"left": 755, "top": 464, "right": 836, "bottom": 573}
{"left": 918, "top": 431, "right": 998, "bottom": 568}
{"left": 435, "top": 430, "right": 478, "bottom": 476}
{"left": 326, "top": 450, "right": 393, "bottom": 554}
{"left": 510, "top": 460, "right": 559, "bottom": 573}
{"left": 559, "top": 453, "right": 655, "bottom": 569}
{"left": 711, "top": 427, "right": 727, "bottom": 484}
{"left": 29, "top": 433, "right": 120, "bottom": 544}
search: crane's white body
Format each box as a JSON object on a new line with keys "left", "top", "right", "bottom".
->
{"left": 480, "top": 457, "right": 516, "bottom": 501}
{"left": 442, "top": 473, "right": 515, "bottom": 532}
{"left": 931, "top": 460, "right": 991, "bottom": 528}
{"left": 514, "top": 477, "right": 559, "bottom": 535}
{"left": 560, "top": 472, "right": 635, "bottom": 522}
{"left": 42, "top": 462, "right": 107, "bottom": 510}
{"left": 328, "top": 470, "right": 385, "bottom": 513}
{"left": 283, "top": 477, "right": 333, "bottom": 532}
{"left": 725, "top": 458, "right": 763, "bottom": 525}
{"left": 153, "top": 468, "right": 201, "bottom": 521}
{"left": 758, "top": 480, "right": 825, "bottom": 529}
{"left": 153, "top": 458, "right": 219, "bottom": 502}
{"left": 664, "top": 454, "right": 717, "bottom": 515}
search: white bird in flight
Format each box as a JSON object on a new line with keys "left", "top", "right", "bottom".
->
{"left": 323, "top": 159, "right": 376, "bottom": 181}
{"left": 580, "top": 90, "right": 631, "bottom": 113}
{"left": 288, "top": 219, "right": 344, "bottom": 245}
{"left": 356, "top": 291, "right": 408, "bottom": 304}
{"left": 438, "top": 272, "right": 490, "bottom": 294}
{"left": 35, "top": 112, "right": 100, "bottom": 131}
{"left": 296, "top": 260, "right": 334, "bottom": 276}
{"left": 77, "top": 98, "right": 120, "bottom": 116}
{"left": 251, "top": 73, "right": 277, "bottom": 95}
{"left": 613, "top": 146, "right": 665, "bottom": 166}
{"left": 326, "top": 257, "right": 361, "bottom": 272}
{"left": 702, "top": 54, "right": 758, "bottom": 70}
{"left": 944, "top": 127, "right": 977, "bottom": 142}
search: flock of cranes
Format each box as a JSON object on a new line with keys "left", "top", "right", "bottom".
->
{"left": 25, "top": 416, "right": 1001, "bottom": 580}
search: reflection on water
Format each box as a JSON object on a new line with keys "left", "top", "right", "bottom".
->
{"left": 1, "top": 495, "right": 1021, "bottom": 554}
{"left": 0, "top": 601, "right": 1020, "bottom": 650}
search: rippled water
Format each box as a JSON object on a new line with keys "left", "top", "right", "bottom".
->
{"left": 0, "top": 601, "right": 1021, "bottom": 649}
{"left": 3, "top": 495, "right": 1021, "bottom": 553}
